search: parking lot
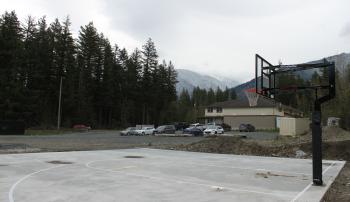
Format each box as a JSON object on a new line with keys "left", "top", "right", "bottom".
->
{"left": 0, "top": 130, "right": 205, "bottom": 153}
{"left": 0, "top": 130, "right": 281, "bottom": 154}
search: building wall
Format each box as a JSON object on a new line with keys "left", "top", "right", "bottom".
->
{"left": 295, "top": 118, "right": 310, "bottom": 135}
{"left": 205, "top": 107, "right": 284, "bottom": 117}
{"left": 279, "top": 117, "right": 310, "bottom": 136}
{"left": 224, "top": 115, "right": 277, "bottom": 130}
{"left": 205, "top": 117, "right": 223, "bottom": 124}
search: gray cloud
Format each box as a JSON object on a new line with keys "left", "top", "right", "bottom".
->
{"left": 103, "top": 0, "right": 309, "bottom": 39}
{"left": 2, "top": 0, "right": 350, "bottom": 83}
{"left": 340, "top": 22, "right": 350, "bottom": 37}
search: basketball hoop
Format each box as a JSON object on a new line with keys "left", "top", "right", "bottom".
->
{"left": 245, "top": 88, "right": 259, "bottom": 107}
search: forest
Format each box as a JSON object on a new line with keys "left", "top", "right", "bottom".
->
{"left": 0, "top": 11, "right": 234, "bottom": 129}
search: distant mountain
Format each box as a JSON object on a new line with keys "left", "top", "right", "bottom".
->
{"left": 325, "top": 52, "right": 350, "bottom": 73}
{"left": 176, "top": 69, "right": 238, "bottom": 94}
{"left": 232, "top": 52, "right": 350, "bottom": 99}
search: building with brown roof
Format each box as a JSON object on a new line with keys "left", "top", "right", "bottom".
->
{"left": 205, "top": 97, "right": 303, "bottom": 130}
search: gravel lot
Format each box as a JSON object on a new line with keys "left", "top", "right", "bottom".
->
{"left": 0, "top": 130, "right": 204, "bottom": 153}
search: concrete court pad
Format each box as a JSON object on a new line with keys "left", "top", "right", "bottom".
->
{"left": 0, "top": 148, "right": 345, "bottom": 202}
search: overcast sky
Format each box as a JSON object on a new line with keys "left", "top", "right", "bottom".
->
{"left": 1, "top": 0, "right": 350, "bottom": 83}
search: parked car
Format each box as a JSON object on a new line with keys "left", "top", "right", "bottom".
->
{"left": 183, "top": 127, "right": 203, "bottom": 136}
{"left": 135, "top": 127, "right": 156, "bottom": 136}
{"left": 239, "top": 124, "right": 255, "bottom": 132}
{"left": 155, "top": 125, "right": 176, "bottom": 134}
{"left": 173, "top": 122, "right": 190, "bottom": 131}
{"left": 120, "top": 127, "right": 137, "bottom": 136}
{"left": 204, "top": 125, "right": 224, "bottom": 136}
{"left": 206, "top": 122, "right": 231, "bottom": 132}
{"left": 220, "top": 123, "right": 232, "bottom": 132}
{"left": 73, "top": 124, "right": 91, "bottom": 132}
{"left": 189, "top": 123, "right": 206, "bottom": 131}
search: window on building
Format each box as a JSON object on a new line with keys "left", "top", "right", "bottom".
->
{"left": 207, "top": 107, "right": 213, "bottom": 113}
{"left": 216, "top": 107, "right": 222, "bottom": 113}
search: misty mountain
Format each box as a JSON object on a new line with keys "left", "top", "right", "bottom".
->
{"left": 176, "top": 69, "right": 238, "bottom": 94}
{"left": 232, "top": 52, "right": 350, "bottom": 99}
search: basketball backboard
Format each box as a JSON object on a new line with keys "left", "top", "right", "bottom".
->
{"left": 255, "top": 54, "right": 335, "bottom": 103}
{"left": 255, "top": 54, "right": 275, "bottom": 98}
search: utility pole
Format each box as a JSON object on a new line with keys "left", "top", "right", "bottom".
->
{"left": 57, "top": 77, "right": 63, "bottom": 130}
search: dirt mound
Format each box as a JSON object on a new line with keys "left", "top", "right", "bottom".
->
{"left": 298, "top": 140, "right": 350, "bottom": 161}
{"left": 173, "top": 137, "right": 300, "bottom": 158}
{"left": 299, "top": 127, "right": 350, "bottom": 143}
{"left": 173, "top": 137, "right": 350, "bottom": 161}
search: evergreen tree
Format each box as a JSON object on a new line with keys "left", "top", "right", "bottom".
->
{"left": 230, "top": 89, "right": 237, "bottom": 100}
{"left": 60, "top": 16, "right": 78, "bottom": 127}
{"left": 215, "top": 87, "right": 224, "bottom": 102}
{"left": 141, "top": 38, "right": 158, "bottom": 124}
{"left": 0, "top": 11, "right": 24, "bottom": 121}
{"left": 77, "top": 22, "right": 102, "bottom": 125}
{"left": 207, "top": 88, "right": 216, "bottom": 105}
{"left": 0, "top": 11, "right": 180, "bottom": 129}
{"left": 125, "top": 48, "right": 142, "bottom": 125}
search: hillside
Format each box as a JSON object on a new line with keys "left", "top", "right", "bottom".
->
{"left": 176, "top": 69, "right": 238, "bottom": 94}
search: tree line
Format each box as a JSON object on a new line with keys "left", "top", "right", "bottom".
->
{"left": 0, "top": 11, "right": 179, "bottom": 128}
{"left": 0, "top": 11, "right": 235, "bottom": 129}
{"left": 177, "top": 87, "right": 236, "bottom": 123}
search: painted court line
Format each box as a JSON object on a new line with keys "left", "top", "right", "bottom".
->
{"left": 105, "top": 150, "right": 312, "bottom": 177}
{"left": 290, "top": 162, "right": 335, "bottom": 202}
{"left": 85, "top": 160, "right": 293, "bottom": 199}
{"left": 8, "top": 164, "right": 65, "bottom": 202}
{"left": 180, "top": 162, "right": 311, "bottom": 177}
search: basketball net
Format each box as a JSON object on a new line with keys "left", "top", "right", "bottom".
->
{"left": 245, "top": 88, "right": 259, "bottom": 107}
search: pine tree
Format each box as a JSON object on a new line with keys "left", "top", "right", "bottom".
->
{"left": 230, "top": 89, "right": 237, "bottom": 100}
{"left": 60, "top": 16, "right": 78, "bottom": 127}
{"left": 178, "top": 89, "right": 192, "bottom": 122}
{"left": 207, "top": 88, "right": 216, "bottom": 105}
{"left": 141, "top": 38, "right": 158, "bottom": 124}
{"left": 215, "top": 87, "right": 224, "bottom": 102}
{"left": 125, "top": 48, "right": 142, "bottom": 125}
{"left": 99, "top": 37, "right": 115, "bottom": 127}
{"left": 77, "top": 22, "right": 102, "bottom": 126}
{"left": 0, "top": 11, "right": 24, "bottom": 121}
{"left": 22, "top": 16, "right": 40, "bottom": 125}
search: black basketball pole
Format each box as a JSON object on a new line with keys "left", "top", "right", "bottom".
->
{"left": 255, "top": 55, "right": 335, "bottom": 186}
{"left": 311, "top": 61, "right": 336, "bottom": 186}
{"left": 312, "top": 100, "right": 323, "bottom": 185}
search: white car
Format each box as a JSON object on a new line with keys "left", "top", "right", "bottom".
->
{"left": 135, "top": 127, "right": 155, "bottom": 136}
{"left": 189, "top": 123, "right": 206, "bottom": 131}
{"left": 203, "top": 125, "right": 224, "bottom": 136}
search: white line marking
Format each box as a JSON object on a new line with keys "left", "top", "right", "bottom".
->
{"left": 8, "top": 165, "right": 65, "bottom": 202}
{"left": 186, "top": 162, "right": 311, "bottom": 176}
{"left": 102, "top": 150, "right": 312, "bottom": 177}
{"left": 85, "top": 160, "right": 292, "bottom": 199}
{"left": 290, "top": 162, "right": 335, "bottom": 202}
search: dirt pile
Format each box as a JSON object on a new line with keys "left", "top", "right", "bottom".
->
{"left": 298, "top": 126, "right": 350, "bottom": 143}
{"left": 172, "top": 137, "right": 300, "bottom": 158}
{"left": 172, "top": 137, "right": 350, "bottom": 161}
